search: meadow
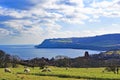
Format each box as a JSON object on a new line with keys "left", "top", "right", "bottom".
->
{"left": 0, "top": 66, "right": 120, "bottom": 80}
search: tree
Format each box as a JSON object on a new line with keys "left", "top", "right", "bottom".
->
{"left": 11, "top": 55, "right": 21, "bottom": 68}
{"left": 104, "top": 66, "right": 119, "bottom": 74}
{"left": 84, "top": 51, "right": 89, "bottom": 58}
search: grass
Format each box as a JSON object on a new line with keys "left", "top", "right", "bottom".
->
{"left": 105, "top": 50, "right": 120, "bottom": 55}
{"left": 0, "top": 66, "right": 120, "bottom": 80}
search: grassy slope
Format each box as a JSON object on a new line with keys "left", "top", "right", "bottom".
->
{"left": 0, "top": 66, "right": 120, "bottom": 80}
{"left": 104, "top": 50, "right": 120, "bottom": 54}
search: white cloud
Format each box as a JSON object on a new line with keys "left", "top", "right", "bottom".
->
{"left": 90, "top": 0, "right": 120, "bottom": 17}
{"left": 0, "top": 0, "right": 120, "bottom": 44}
{"left": 0, "top": 28, "right": 12, "bottom": 37}
{"left": 88, "top": 19, "right": 100, "bottom": 23}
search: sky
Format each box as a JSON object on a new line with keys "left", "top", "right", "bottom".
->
{"left": 0, "top": 0, "right": 120, "bottom": 44}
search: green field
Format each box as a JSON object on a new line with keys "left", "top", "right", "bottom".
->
{"left": 1, "top": 66, "right": 120, "bottom": 80}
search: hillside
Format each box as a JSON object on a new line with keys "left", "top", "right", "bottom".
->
{"left": 35, "top": 34, "right": 120, "bottom": 51}
{"left": 1, "top": 67, "right": 120, "bottom": 80}
{"left": 103, "top": 50, "right": 120, "bottom": 55}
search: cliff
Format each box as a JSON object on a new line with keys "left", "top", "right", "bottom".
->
{"left": 35, "top": 34, "right": 120, "bottom": 51}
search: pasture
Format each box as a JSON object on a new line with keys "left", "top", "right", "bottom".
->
{"left": 0, "top": 66, "right": 120, "bottom": 80}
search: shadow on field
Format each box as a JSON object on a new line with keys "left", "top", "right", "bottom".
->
{"left": 17, "top": 72, "right": 120, "bottom": 80}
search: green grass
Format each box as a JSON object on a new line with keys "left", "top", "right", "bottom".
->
{"left": 1, "top": 66, "right": 120, "bottom": 80}
{"left": 105, "top": 50, "right": 120, "bottom": 55}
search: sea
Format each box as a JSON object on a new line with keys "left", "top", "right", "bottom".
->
{"left": 0, "top": 45, "right": 101, "bottom": 60}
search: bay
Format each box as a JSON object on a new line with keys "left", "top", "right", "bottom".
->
{"left": 0, "top": 45, "right": 100, "bottom": 59}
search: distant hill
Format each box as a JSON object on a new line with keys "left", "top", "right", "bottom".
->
{"left": 35, "top": 34, "right": 120, "bottom": 51}
{"left": 103, "top": 50, "right": 120, "bottom": 55}
{"left": 91, "top": 49, "right": 120, "bottom": 60}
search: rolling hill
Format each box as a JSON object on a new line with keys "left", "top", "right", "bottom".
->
{"left": 35, "top": 34, "right": 120, "bottom": 51}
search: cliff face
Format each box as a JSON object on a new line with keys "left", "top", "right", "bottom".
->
{"left": 35, "top": 34, "right": 120, "bottom": 51}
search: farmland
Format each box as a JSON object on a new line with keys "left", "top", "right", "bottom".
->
{"left": 0, "top": 66, "right": 120, "bottom": 80}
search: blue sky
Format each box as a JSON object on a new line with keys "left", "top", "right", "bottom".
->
{"left": 0, "top": 0, "right": 120, "bottom": 44}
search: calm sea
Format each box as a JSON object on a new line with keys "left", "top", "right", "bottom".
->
{"left": 0, "top": 45, "right": 100, "bottom": 59}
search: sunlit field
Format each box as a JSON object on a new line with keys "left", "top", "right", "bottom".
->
{"left": 1, "top": 66, "right": 120, "bottom": 80}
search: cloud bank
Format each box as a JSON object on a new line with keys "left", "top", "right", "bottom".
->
{"left": 0, "top": 0, "right": 120, "bottom": 44}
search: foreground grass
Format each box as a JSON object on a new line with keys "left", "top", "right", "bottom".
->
{"left": 0, "top": 67, "right": 84, "bottom": 80}
{"left": 0, "top": 66, "right": 120, "bottom": 80}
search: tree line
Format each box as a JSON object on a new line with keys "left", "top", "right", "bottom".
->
{"left": 0, "top": 50, "right": 120, "bottom": 69}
